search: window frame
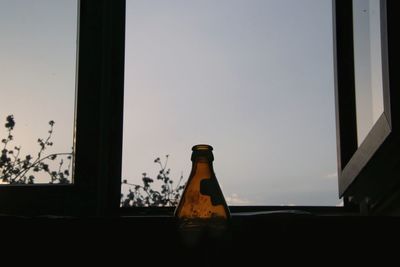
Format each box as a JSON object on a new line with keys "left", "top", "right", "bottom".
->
{"left": 0, "top": 0, "right": 126, "bottom": 217}
{"left": 334, "top": 0, "right": 400, "bottom": 213}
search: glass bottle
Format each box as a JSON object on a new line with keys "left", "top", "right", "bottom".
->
{"left": 175, "top": 144, "right": 230, "bottom": 222}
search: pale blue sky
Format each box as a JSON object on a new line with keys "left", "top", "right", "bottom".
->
{"left": 122, "top": 0, "right": 339, "bottom": 205}
{"left": 0, "top": 0, "right": 77, "bottom": 183}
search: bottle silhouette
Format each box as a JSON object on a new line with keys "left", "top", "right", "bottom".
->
{"left": 175, "top": 144, "right": 230, "bottom": 222}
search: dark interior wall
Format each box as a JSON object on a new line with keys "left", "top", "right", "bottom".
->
{"left": 1, "top": 214, "right": 399, "bottom": 264}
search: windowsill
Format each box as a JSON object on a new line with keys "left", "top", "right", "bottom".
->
{"left": 119, "top": 205, "right": 357, "bottom": 217}
{"left": 0, "top": 205, "right": 357, "bottom": 220}
{"left": 2, "top": 208, "right": 398, "bottom": 248}
{"left": 2, "top": 208, "right": 398, "bottom": 232}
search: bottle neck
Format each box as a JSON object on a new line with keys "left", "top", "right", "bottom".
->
{"left": 192, "top": 157, "right": 213, "bottom": 165}
{"left": 191, "top": 157, "right": 214, "bottom": 176}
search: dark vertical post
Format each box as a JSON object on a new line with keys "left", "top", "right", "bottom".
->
{"left": 333, "top": 0, "right": 358, "bottom": 182}
{"left": 74, "top": 0, "right": 125, "bottom": 216}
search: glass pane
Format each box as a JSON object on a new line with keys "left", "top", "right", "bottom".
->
{"left": 353, "top": 0, "right": 384, "bottom": 146}
{"left": 0, "top": 0, "right": 77, "bottom": 184}
{"left": 122, "top": 0, "right": 338, "bottom": 206}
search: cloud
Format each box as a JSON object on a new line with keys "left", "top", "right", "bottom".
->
{"left": 225, "top": 193, "right": 251, "bottom": 205}
{"left": 324, "top": 172, "right": 337, "bottom": 179}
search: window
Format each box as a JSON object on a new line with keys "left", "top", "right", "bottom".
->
{"left": 2, "top": 0, "right": 398, "bottom": 216}
{"left": 334, "top": 0, "right": 400, "bottom": 213}
{"left": 0, "top": 0, "right": 77, "bottom": 185}
{"left": 353, "top": 0, "right": 386, "bottom": 145}
{"left": 122, "top": 0, "right": 339, "bottom": 207}
{"left": 0, "top": 0, "right": 125, "bottom": 216}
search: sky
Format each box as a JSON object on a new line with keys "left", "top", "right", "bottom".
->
{"left": 0, "top": 0, "right": 77, "bottom": 183}
{"left": 122, "top": 0, "right": 340, "bottom": 206}
{"left": 0, "top": 0, "right": 341, "bottom": 205}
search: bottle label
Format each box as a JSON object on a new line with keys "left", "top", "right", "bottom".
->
{"left": 200, "top": 177, "right": 224, "bottom": 206}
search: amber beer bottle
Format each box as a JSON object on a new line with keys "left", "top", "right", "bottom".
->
{"left": 175, "top": 144, "right": 230, "bottom": 225}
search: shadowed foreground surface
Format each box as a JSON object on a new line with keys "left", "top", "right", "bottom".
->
{"left": 1, "top": 212, "right": 399, "bottom": 265}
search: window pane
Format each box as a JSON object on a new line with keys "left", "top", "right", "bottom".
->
{"left": 122, "top": 0, "right": 338, "bottom": 206}
{"left": 0, "top": 0, "right": 77, "bottom": 184}
{"left": 353, "top": 0, "right": 384, "bottom": 145}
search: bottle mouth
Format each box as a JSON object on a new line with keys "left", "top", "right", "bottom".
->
{"left": 191, "top": 144, "right": 214, "bottom": 161}
{"left": 192, "top": 144, "right": 213, "bottom": 151}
